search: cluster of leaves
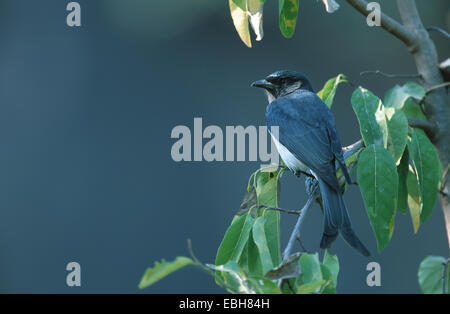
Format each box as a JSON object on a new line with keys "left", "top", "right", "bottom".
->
{"left": 351, "top": 82, "right": 442, "bottom": 251}
{"left": 229, "top": 0, "right": 340, "bottom": 47}
{"left": 138, "top": 75, "right": 446, "bottom": 293}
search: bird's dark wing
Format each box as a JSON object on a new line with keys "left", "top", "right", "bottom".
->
{"left": 326, "top": 117, "right": 352, "bottom": 184}
{"left": 266, "top": 94, "right": 340, "bottom": 191}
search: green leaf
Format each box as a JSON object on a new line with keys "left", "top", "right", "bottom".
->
{"left": 385, "top": 107, "right": 408, "bottom": 163}
{"left": 256, "top": 171, "right": 283, "bottom": 266}
{"left": 229, "top": 0, "right": 252, "bottom": 47}
{"left": 402, "top": 97, "right": 427, "bottom": 120}
{"left": 384, "top": 82, "right": 425, "bottom": 109}
{"left": 297, "top": 280, "right": 326, "bottom": 294}
{"left": 243, "top": 232, "right": 264, "bottom": 277}
{"left": 351, "top": 87, "right": 388, "bottom": 148}
{"left": 208, "top": 261, "right": 281, "bottom": 294}
{"left": 265, "top": 252, "right": 302, "bottom": 280}
{"left": 216, "top": 213, "right": 254, "bottom": 266}
{"left": 407, "top": 129, "right": 440, "bottom": 224}
{"left": 295, "top": 253, "right": 322, "bottom": 292}
{"left": 232, "top": 0, "right": 247, "bottom": 11}
{"left": 317, "top": 74, "right": 350, "bottom": 108}
{"left": 407, "top": 169, "right": 421, "bottom": 233}
{"left": 320, "top": 264, "right": 337, "bottom": 294}
{"left": 208, "top": 261, "right": 253, "bottom": 294}
{"left": 252, "top": 217, "right": 274, "bottom": 274}
{"left": 418, "top": 256, "right": 450, "bottom": 294}
{"left": 397, "top": 148, "right": 409, "bottom": 214}
{"left": 322, "top": 250, "right": 339, "bottom": 285}
{"left": 357, "top": 144, "right": 398, "bottom": 251}
{"left": 138, "top": 257, "right": 194, "bottom": 289}
{"left": 279, "top": 0, "right": 299, "bottom": 38}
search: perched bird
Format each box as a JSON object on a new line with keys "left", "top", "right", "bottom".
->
{"left": 251, "top": 70, "right": 370, "bottom": 256}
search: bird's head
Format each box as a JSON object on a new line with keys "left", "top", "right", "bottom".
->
{"left": 251, "top": 70, "right": 314, "bottom": 102}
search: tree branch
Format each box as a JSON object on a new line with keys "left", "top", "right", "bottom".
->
{"left": 408, "top": 118, "right": 437, "bottom": 139}
{"left": 426, "top": 26, "right": 450, "bottom": 39}
{"left": 360, "top": 70, "right": 421, "bottom": 79}
{"left": 345, "top": 0, "right": 417, "bottom": 51}
{"left": 256, "top": 204, "right": 301, "bottom": 215}
{"left": 396, "top": 0, "right": 450, "bottom": 251}
{"left": 282, "top": 183, "right": 318, "bottom": 260}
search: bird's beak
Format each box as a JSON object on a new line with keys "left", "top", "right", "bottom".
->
{"left": 251, "top": 79, "right": 274, "bottom": 90}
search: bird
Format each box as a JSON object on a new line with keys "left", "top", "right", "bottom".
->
{"left": 251, "top": 70, "right": 370, "bottom": 256}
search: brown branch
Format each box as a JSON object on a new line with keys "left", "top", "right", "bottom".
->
{"left": 396, "top": 0, "right": 450, "bottom": 251}
{"left": 408, "top": 118, "right": 437, "bottom": 138}
{"left": 345, "top": 0, "right": 417, "bottom": 51}
{"left": 426, "top": 82, "right": 450, "bottom": 95}
{"left": 427, "top": 26, "right": 450, "bottom": 39}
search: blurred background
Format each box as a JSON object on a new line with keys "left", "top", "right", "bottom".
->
{"left": 0, "top": 0, "right": 448, "bottom": 293}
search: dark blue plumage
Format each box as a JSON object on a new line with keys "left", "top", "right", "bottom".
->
{"left": 252, "top": 70, "right": 370, "bottom": 256}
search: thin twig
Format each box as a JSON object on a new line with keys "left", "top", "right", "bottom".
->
{"left": 256, "top": 204, "right": 301, "bottom": 215}
{"left": 296, "top": 235, "right": 310, "bottom": 253}
{"left": 427, "top": 26, "right": 450, "bottom": 39}
{"left": 426, "top": 82, "right": 450, "bottom": 95}
{"left": 360, "top": 70, "right": 421, "bottom": 79}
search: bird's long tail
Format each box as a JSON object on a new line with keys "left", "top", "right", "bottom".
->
{"left": 318, "top": 178, "right": 371, "bottom": 256}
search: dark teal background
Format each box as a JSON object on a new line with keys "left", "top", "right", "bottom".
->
{"left": 0, "top": 0, "right": 448, "bottom": 293}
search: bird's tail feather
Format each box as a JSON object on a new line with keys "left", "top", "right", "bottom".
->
{"left": 318, "top": 179, "right": 371, "bottom": 256}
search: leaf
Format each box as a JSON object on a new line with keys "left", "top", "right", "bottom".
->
{"left": 407, "top": 129, "right": 440, "bottom": 224}
{"left": 256, "top": 171, "right": 283, "bottom": 266}
{"left": 384, "top": 82, "right": 425, "bottom": 109}
{"left": 351, "top": 87, "right": 388, "bottom": 148}
{"left": 279, "top": 0, "right": 299, "bottom": 38}
{"left": 322, "top": 250, "right": 339, "bottom": 285}
{"left": 208, "top": 261, "right": 253, "bottom": 294}
{"left": 248, "top": 0, "right": 265, "bottom": 41}
{"left": 208, "top": 261, "right": 282, "bottom": 294}
{"left": 320, "top": 264, "right": 336, "bottom": 294}
{"left": 357, "top": 144, "right": 398, "bottom": 251}
{"left": 418, "top": 256, "right": 450, "bottom": 294}
{"left": 229, "top": 0, "right": 252, "bottom": 47}
{"left": 243, "top": 232, "right": 264, "bottom": 277}
{"left": 397, "top": 148, "right": 409, "bottom": 214}
{"left": 252, "top": 217, "right": 274, "bottom": 274}
{"left": 320, "top": 0, "right": 340, "bottom": 13}
{"left": 138, "top": 257, "right": 194, "bottom": 289}
{"left": 407, "top": 169, "right": 421, "bottom": 233}
{"left": 385, "top": 107, "right": 408, "bottom": 163}
{"left": 402, "top": 97, "right": 427, "bottom": 120}
{"left": 215, "top": 213, "right": 254, "bottom": 266}
{"left": 297, "top": 280, "right": 326, "bottom": 294}
{"left": 295, "top": 253, "right": 322, "bottom": 292}
{"left": 265, "top": 252, "right": 302, "bottom": 280}
{"left": 317, "top": 74, "right": 350, "bottom": 108}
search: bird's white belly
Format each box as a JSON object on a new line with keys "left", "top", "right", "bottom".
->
{"left": 270, "top": 132, "right": 309, "bottom": 172}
